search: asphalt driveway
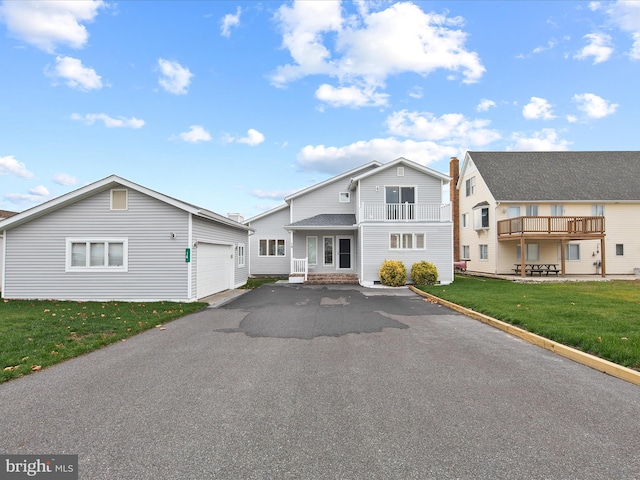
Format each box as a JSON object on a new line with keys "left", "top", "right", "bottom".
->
{"left": 1, "top": 283, "right": 639, "bottom": 479}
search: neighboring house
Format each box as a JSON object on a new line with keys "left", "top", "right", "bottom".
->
{"left": 0, "top": 209, "right": 18, "bottom": 291}
{"left": 453, "top": 151, "right": 640, "bottom": 277}
{"left": 0, "top": 176, "right": 251, "bottom": 301}
{"left": 245, "top": 157, "right": 454, "bottom": 286}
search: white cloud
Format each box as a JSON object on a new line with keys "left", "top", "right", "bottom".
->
{"left": 53, "top": 173, "right": 78, "bottom": 186}
{"left": 573, "top": 93, "right": 618, "bottom": 118}
{"left": 225, "top": 129, "right": 265, "bottom": 146}
{"left": 71, "top": 113, "right": 145, "bottom": 128}
{"left": 574, "top": 33, "right": 613, "bottom": 64}
{"left": 271, "top": 1, "right": 485, "bottom": 94}
{"left": 296, "top": 138, "right": 459, "bottom": 174}
{"left": 158, "top": 58, "right": 193, "bottom": 95}
{"left": 476, "top": 99, "right": 496, "bottom": 112}
{"left": 0, "top": 155, "right": 35, "bottom": 179}
{"left": 522, "top": 97, "right": 556, "bottom": 120}
{"left": 29, "top": 185, "right": 49, "bottom": 196}
{"left": 221, "top": 7, "right": 241, "bottom": 37}
{"left": 386, "top": 110, "right": 501, "bottom": 146}
{"left": 250, "top": 189, "right": 297, "bottom": 199}
{"left": 604, "top": 1, "right": 640, "bottom": 59}
{"left": 408, "top": 86, "right": 423, "bottom": 99}
{"left": 177, "top": 125, "right": 212, "bottom": 143}
{"left": 0, "top": 0, "right": 104, "bottom": 53}
{"left": 508, "top": 129, "right": 571, "bottom": 151}
{"left": 47, "top": 56, "right": 103, "bottom": 91}
{"left": 315, "top": 84, "right": 389, "bottom": 108}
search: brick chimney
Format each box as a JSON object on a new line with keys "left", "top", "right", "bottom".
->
{"left": 449, "top": 157, "right": 460, "bottom": 262}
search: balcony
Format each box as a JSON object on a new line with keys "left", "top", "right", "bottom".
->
{"left": 497, "top": 216, "right": 605, "bottom": 239}
{"left": 360, "top": 203, "right": 451, "bottom": 222}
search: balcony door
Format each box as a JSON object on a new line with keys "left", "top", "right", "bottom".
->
{"left": 385, "top": 186, "right": 415, "bottom": 220}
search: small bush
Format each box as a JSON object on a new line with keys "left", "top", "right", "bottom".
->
{"left": 411, "top": 261, "right": 438, "bottom": 286}
{"left": 379, "top": 260, "right": 407, "bottom": 287}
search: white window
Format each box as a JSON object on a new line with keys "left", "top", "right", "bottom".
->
{"left": 592, "top": 204, "right": 605, "bottom": 216}
{"left": 516, "top": 243, "right": 539, "bottom": 261}
{"left": 66, "top": 239, "right": 128, "bottom": 272}
{"left": 323, "top": 237, "right": 334, "bottom": 266}
{"left": 550, "top": 204, "right": 564, "bottom": 216}
{"left": 259, "top": 239, "right": 285, "bottom": 257}
{"left": 111, "top": 189, "right": 128, "bottom": 210}
{"left": 473, "top": 206, "right": 489, "bottom": 229}
{"left": 339, "top": 192, "right": 350, "bottom": 203}
{"left": 390, "top": 233, "right": 425, "bottom": 250}
{"left": 559, "top": 243, "right": 580, "bottom": 261}
{"left": 461, "top": 213, "right": 468, "bottom": 228}
{"left": 479, "top": 244, "right": 488, "bottom": 260}
{"left": 237, "top": 244, "right": 245, "bottom": 267}
{"left": 307, "top": 237, "right": 318, "bottom": 265}
{"left": 462, "top": 245, "right": 470, "bottom": 260}
{"left": 465, "top": 177, "right": 476, "bottom": 197}
{"left": 525, "top": 205, "right": 538, "bottom": 216}
{"left": 507, "top": 206, "right": 521, "bottom": 218}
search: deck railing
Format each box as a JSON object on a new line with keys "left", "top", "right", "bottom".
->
{"left": 360, "top": 203, "right": 451, "bottom": 222}
{"left": 497, "top": 216, "right": 605, "bottom": 236}
{"left": 291, "top": 257, "right": 308, "bottom": 281}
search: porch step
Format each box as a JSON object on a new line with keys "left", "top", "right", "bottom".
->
{"left": 305, "top": 273, "right": 360, "bottom": 285}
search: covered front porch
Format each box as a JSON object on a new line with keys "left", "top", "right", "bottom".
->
{"left": 285, "top": 214, "right": 359, "bottom": 284}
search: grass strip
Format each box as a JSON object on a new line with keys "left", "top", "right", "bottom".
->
{"left": 1, "top": 299, "right": 206, "bottom": 383}
{"left": 417, "top": 275, "right": 640, "bottom": 371}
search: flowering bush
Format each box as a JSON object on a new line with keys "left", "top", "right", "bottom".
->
{"left": 379, "top": 260, "right": 407, "bottom": 287}
{"left": 411, "top": 261, "right": 439, "bottom": 286}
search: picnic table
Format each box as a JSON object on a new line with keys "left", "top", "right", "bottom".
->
{"left": 513, "top": 263, "right": 560, "bottom": 276}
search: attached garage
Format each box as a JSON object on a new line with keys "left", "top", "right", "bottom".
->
{"left": 196, "top": 243, "right": 233, "bottom": 298}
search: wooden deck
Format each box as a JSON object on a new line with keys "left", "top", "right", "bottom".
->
{"left": 497, "top": 216, "right": 604, "bottom": 239}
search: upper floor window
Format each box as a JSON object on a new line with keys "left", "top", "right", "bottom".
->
{"left": 550, "top": 204, "right": 564, "bottom": 216}
{"left": 339, "top": 192, "right": 350, "bottom": 203}
{"left": 385, "top": 186, "right": 415, "bottom": 220}
{"left": 507, "top": 206, "right": 521, "bottom": 218}
{"left": 592, "top": 204, "right": 605, "bottom": 216}
{"left": 525, "top": 205, "right": 538, "bottom": 216}
{"left": 111, "top": 189, "right": 128, "bottom": 210}
{"left": 461, "top": 213, "right": 468, "bottom": 228}
{"left": 473, "top": 205, "right": 489, "bottom": 229}
{"left": 465, "top": 177, "right": 476, "bottom": 197}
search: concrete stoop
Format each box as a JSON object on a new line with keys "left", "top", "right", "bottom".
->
{"left": 305, "top": 273, "right": 360, "bottom": 285}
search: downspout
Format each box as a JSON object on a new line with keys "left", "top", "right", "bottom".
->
{"left": 494, "top": 202, "right": 500, "bottom": 274}
{"left": 1, "top": 230, "right": 5, "bottom": 297}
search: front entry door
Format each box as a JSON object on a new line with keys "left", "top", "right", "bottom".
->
{"left": 338, "top": 237, "right": 351, "bottom": 269}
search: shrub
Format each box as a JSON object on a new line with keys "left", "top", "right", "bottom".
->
{"left": 411, "top": 261, "right": 438, "bottom": 286}
{"left": 379, "top": 260, "right": 407, "bottom": 287}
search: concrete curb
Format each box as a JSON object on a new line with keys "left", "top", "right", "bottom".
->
{"left": 409, "top": 285, "right": 640, "bottom": 388}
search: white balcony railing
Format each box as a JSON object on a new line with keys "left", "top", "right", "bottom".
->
{"left": 360, "top": 203, "right": 451, "bottom": 222}
{"left": 291, "top": 257, "right": 308, "bottom": 281}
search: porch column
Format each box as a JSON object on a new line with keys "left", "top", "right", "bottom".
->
{"left": 560, "top": 240, "right": 566, "bottom": 277}
{"left": 600, "top": 237, "right": 606, "bottom": 277}
{"left": 520, "top": 237, "right": 525, "bottom": 277}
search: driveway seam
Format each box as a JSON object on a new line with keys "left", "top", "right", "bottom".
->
{"left": 409, "top": 285, "right": 640, "bottom": 387}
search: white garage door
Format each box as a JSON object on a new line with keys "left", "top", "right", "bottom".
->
{"left": 197, "top": 243, "right": 232, "bottom": 298}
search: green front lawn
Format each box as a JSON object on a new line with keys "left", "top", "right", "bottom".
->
{"left": 1, "top": 299, "right": 207, "bottom": 383}
{"left": 417, "top": 275, "right": 640, "bottom": 370}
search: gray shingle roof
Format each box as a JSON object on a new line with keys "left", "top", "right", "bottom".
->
{"left": 287, "top": 214, "right": 356, "bottom": 228}
{"left": 468, "top": 151, "right": 640, "bottom": 201}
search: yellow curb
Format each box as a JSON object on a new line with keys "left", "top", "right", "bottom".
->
{"left": 409, "top": 285, "right": 640, "bottom": 387}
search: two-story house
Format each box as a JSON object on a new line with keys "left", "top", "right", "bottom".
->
{"left": 246, "top": 157, "right": 454, "bottom": 286}
{"left": 453, "top": 151, "right": 640, "bottom": 277}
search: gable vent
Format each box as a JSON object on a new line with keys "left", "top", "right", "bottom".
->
{"left": 397, "top": 167, "right": 405, "bottom": 177}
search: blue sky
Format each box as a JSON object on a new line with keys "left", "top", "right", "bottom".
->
{"left": 1, "top": 1, "right": 638, "bottom": 219}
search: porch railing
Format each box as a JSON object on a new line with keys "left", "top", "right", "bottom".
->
{"left": 291, "top": 257, "right": 308, "bottom": 281}
{"left": 498, "top": 216, "right": 605, "bottom": 236}
{"left": 360, "top": 203, "right": 451, "bottom": 222}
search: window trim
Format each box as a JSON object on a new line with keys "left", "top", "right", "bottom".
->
{"left": 258, "top": 239, "right": 286, "bottom": 257}
{"left": 479, "top": 244, "right": 488, "bottom": 261}
{"left": 339, "top": 192, "right": 350, "bottom": 203}
{"left": 465, "top": 177, "right": 476, "bottom": 197}
{"left": 389, "top": 232, "right": 426, "bottom": 250}
{"left": 237, "top": 243, "right": 246, "bottom": 267}
{"left": 110, "top": 189, "right": 128, "bottom": 211}
{"left": 66, "top": 238, "right": 128, "bottom": 272}
{"left": 461, "top": 245, "right": 470, "bottom": 260}
{"left": 323, "top": 236, "right": 334, "bottom": 266}
{"left": 473, "top": 205, "right": 489, "bottom": 230}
